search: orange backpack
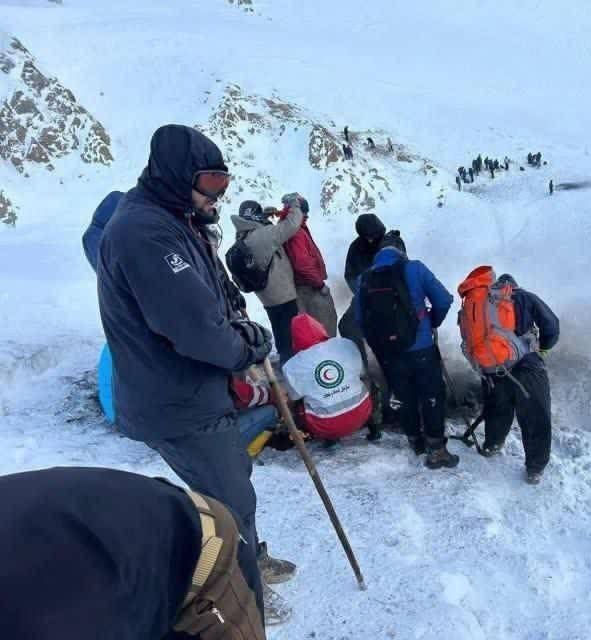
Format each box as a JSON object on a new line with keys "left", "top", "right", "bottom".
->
{"left": 458, "top": 266, "right": 534, "bottom": 375}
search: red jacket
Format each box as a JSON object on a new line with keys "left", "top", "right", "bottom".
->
{"left": 279, "top": 209, "right": 327, "bottom": 288}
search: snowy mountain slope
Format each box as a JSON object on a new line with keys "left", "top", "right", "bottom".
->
{"left": 200, "top": 82, "right": 435, "bottom": 217}
{"left": 0, "top": 30, "right": 112, "bottom": 225}
{"left": 0, "top": 2, "right": 590, "bottom": 639}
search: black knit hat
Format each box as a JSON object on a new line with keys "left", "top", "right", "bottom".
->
{"left": 238, "top": 200, "right": 268, "bottom": 224}
{"left": 497, "top": 273, "right": 519, "bottom": 287}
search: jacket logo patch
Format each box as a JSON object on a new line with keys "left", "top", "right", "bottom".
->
{"left": 314, "top": 360, "right": 345, "bottom": 389}
{"left": 165, "top": 253, "right": 190, "bottom": 274}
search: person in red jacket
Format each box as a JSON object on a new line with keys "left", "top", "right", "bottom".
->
{"left": 278, "top": 194, "right": 338, "bottom": 336}
{"left": 283, "top": 314, "right": 376, "bottom": 441}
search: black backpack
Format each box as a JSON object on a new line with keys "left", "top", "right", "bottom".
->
{"left": 360, "top": 260, "right": 419, "bottom": 357}
{"left": 225, "top": 236, "right": 272, "bottom": 293}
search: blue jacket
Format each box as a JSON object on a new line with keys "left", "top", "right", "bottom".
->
{"left": 98, "top": 125, "right": 253, "bottom": 441}
{"left": 82, "top": 191, "right": 124, "bottom": 272}
{"left": 355, "top": 247, "right": 453, "bottom": 352}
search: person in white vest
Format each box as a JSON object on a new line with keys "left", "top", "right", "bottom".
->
{"left": 283, "top": 313, "right": 378, "bottom": 441}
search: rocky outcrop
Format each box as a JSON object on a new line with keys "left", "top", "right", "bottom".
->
{"left": 227, "top": 0, "right": 255, "bottom": 12}
{"left": 0, "top": 190, "right": 17, "bottom": 225}
{"left": 0, "top": 34, "right": 113, "bottom": 177}
{"left": 198, "top": 84, "right": 434, "bottom": 215}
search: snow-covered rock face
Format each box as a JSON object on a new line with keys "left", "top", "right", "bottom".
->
{"left": 0, "top": 190, "right": 17, "bottom": 225}
{"left": 202, "top": 84, "right": 436, "bottom": 216}
{"left": 0, "top": 34, "right": 112, "bottom": 178}
{"left": 227, "top": 0, "right": 254, "bottom": 12}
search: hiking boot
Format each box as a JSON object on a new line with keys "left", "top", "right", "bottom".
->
{"left": 263, "top": 582, "right": 292, "bottom": 626}
{"left": 366, "top": 424, "right": 383, "bottom": 442}
{"left": 425, "top": 445, "right": 459, "bottom": 469}
{"left": 526, "top": 469, "right": 543, "bottom": 485}
{"left": 257, "top": 542, "right": 296, "bottom": 584}
{"left": 408, "top": 436, "right": 426, "bottom": 456}
{"left": 481, "top": 442, "right": 504, "bottom": 457}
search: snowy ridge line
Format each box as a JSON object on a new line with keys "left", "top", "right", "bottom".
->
{"left": 199, "top": 83, "right": 444, "bottom": 218}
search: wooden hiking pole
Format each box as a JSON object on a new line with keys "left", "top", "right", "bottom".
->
{"left": 262, "top": 358, "right": 367, "bottom": 591}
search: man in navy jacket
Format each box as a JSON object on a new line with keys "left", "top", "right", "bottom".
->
{"left": 97, "top": 125, "right": 274, "bottom": 607}
{"left": 481, "top": 273, "right": 559, "bottom": 484}
{"left": 355, "top": 244, "right": 458, "bottom": 469}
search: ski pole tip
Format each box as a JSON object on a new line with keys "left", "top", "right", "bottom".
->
{"left": 358, "top": 579, "right": 368, "bottom": 591}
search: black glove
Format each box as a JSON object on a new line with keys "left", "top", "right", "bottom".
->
{"left": 231, "top": 319, "right": 273, "bottom": 365}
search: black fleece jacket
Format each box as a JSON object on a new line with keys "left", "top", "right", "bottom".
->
{"left": 98, "top": 125, "right": 252, "bottom": 441}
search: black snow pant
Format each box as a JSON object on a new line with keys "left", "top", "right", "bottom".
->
{"left": 482, "top": 354, "right": 551, "bottom": 473}
{"left": 379, "top": 345, "right": 447, "bottom": 446}
{"left": 265, "top": 299, "right": 299, "bottom": 366}
{"left": 148, "top": 414, "right": 263, "bottom": 616}
{"left": 338, "top": 301, "right": 368, "bottom": 368}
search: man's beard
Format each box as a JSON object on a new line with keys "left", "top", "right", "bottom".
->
{"left": 192, "top": 203, "right": 221, "bottom": 225}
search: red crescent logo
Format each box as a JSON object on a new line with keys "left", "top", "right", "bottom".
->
{"left": 322, "top": 369, "right": 336, "bottom": 382}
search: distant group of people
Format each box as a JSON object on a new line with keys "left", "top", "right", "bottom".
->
{"left": 455, "top": 154, "right": 512, "bottom": 189}
{"left": 0, "top": 124, "right": 560, "bottom": 639}
{"left": 341, "top": 126, "right": 396, "bottom": 161}
{"left": 527, "top": 151, "right": 543, "bottom": 167}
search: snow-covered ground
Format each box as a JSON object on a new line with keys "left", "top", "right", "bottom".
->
{"left": 1, "top": 1, "right": 590, "bottom": 638}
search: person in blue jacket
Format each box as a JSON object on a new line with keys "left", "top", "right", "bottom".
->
{"left": 355, "top": 241, "right": 459, "bottom": 469}
{"left": 96, "top": 124, "right": 289, "bottom": 621}
{"left": 82, "top": 190, "right": 124, "bottom": 272}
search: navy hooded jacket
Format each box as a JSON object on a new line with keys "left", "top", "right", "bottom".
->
{"left": 496, "top": 274, "right": 560, "bottom": 352}
{"left": 82, "top": 191, "right": 124, "bottom": 272}
{"left": 355, "top": 247, "right": 453, "bottom": 352}
{"left": 0, "top": 467, "right": 202, "bottom": 640}
{"left": 98, "top": 125, "right": 252, "bottom": 441}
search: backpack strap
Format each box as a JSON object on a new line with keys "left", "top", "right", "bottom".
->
{"left": 183, "top": 492, "right": 224, "bottom": 594}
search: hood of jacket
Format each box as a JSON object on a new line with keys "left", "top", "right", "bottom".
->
{"left": 373, "top": 246, "right": 405, "bottom": 269}
{"left": 137, "top": 124, "right": 227, "bottom": 214}
{"left": 355, "top": 213, "right": 386, "bottom": 241}
{"left": 291, "top": 313, "right": 329, "bottom": 353}
{"left": 231, "top": 214, "right": 268, "bottom": 234}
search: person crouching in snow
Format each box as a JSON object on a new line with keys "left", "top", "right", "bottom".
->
{"left": 282, "top": 314, "right": 380, "bottom": 442}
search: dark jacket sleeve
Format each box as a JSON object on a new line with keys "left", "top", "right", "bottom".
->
{"left": 525, "top": 291, "right": 560, "bottom": 350}
{"left": 82, "top": 224, "right": 103, "bottom": 274}
{"left": 116, "top": 229, "right": 250, "bottom": 371}
{"left": 344, "top": 243, "right": 358, "bottom": 293}
{"left": 354, "top": 274, "right": 365, "bottom": 328}
{"left": 417, "top": 261, "right": 453, "bottom": 328}
{"left": 82, "top": 191, "right": 124, "bottom": 273}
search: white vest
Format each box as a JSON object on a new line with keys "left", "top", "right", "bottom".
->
{"left": 283, "top": 338, "right": 369, "bottom": 418}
